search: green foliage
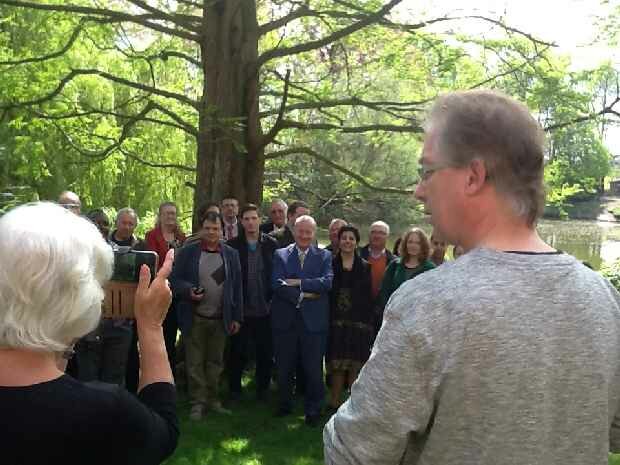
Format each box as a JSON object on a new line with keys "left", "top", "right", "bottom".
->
{"left": 0, "top": 0, "right": 617, "bottom": 223}
{"left": 601, "top": 258, "right": 620, "bottom": 293}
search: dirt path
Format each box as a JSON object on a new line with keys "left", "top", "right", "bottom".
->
{"left": 597, "top": 195, "right": 620, "bottom": 222}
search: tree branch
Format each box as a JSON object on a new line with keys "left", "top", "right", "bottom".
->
{"left": 258, "top": 96, "right": 428, "bottom": 117}
{"left": 258, "top": 0, "right": 402, "bottom": 65}
{"left": 0, "top": 69, "right": 200, "bottom": 111}
{"left": 0, "top": 0, "right": 200, "bottom": 41}
{"left": 544, "top": 96, "right": 620, "bottom": 131}
{"left": 259, "top": 4, "right": 316, "bottom": 35}
{"left": 125, "top": 0, "right": 202, "bottom": 31}
{"left": 265, "top": 146, "right": 415, "bottom": 194}
{"left": 51, "top": 102, "right": 196, "bottom": 172}
{"left": 119, "top": 148, "right": 196, "bottom": 172}
{"left": 0, "top": 19, "right": 88, "bottom": 66}
{"left": 151, "top": 50, "right": 201, "bottom": 68}
{"left": 259, "top": 69, "right": 291, "bottom": 148}
{"left": 280, "top": 120, "right": 422, "bottom": 133}
{"left": 32, "top": 102, "right": 198, "bottom": 137}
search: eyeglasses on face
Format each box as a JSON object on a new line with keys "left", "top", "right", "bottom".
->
{"left": 417, "top": 163, "right": 452, "bottom": 183}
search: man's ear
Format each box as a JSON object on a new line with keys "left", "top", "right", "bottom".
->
{"left": 464, "top": 158, "right": 488, "bottom": 195}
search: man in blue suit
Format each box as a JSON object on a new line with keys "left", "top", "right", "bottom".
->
{"left": 271, "top": 215, "right": 333, "bottom": 427}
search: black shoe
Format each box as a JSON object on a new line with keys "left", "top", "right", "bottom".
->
{"left": 305, "top": 414, "right": 320, "bottom": 427}
{"left": 229, "top": 391, "right": 242, "bottom": 402}
{"left": 275, "top": 407, "right": 292, "bottom": 417}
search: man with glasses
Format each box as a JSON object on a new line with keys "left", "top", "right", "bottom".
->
{"left": 325, "top": 90, "right": 620, "bottom": 464}
{"left": 360, "top": 221, "right": 395, "bottom": 334}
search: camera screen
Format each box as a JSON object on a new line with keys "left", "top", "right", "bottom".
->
{"left": 111, "top": 250, "right": 158, "bottom": 282}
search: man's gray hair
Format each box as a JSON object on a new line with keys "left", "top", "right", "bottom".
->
{"left": 0, "top": 202, "right": 113, "bottom": 352}
{"left": 370, "top": 220, "right": 390, "bottom": 235}
{"left": 271, "top": 198, "right": 288, "bottom": 209}
{"left": 425, "top": 89, "right": 546, "bottom": 226}
{"left": 329, "top": 218, "right": 347, "bottom": 228}
{"left": 294, "top": 214, "right": 317, "bottom": 229}
{"left": 116, "top": 207, "right": 139, "bottom": 225}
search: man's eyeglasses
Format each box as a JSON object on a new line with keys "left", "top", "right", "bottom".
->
{"left": 417, "top": 164, "right": 451, "bottom": 183}
{"left": 60, "top": 203, "right": 80, "bottom": 210}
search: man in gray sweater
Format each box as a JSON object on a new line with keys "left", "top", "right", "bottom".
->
{"left": 323, "top": 90, "right": 620, "bottom": 464}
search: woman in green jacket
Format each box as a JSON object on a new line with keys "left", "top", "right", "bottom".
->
{"left": 379, "top": 227, "right": 435, "bottom": 309}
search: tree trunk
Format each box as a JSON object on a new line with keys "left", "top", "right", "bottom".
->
{"left": 193, "top": 0, "right": 264, "bottom": 229}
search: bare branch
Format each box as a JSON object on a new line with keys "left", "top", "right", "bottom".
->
{"left": 265, "top": 146, "right": 415, "bottom": 195}
{"left": 259, "top": 69, "right": 291, "bottom": 148}
{"left": 125, "top": 0, "right": 202, "bottom": 30}
{"left": 280, "top": 120, "right": 422, "bottom": 133}
{"left": 259, "top": 4, "right": 316, "bottom": 35}
{"left": 258, "top": 96, "right": 428, "bottom": 117}
{"left": 258, "top": 0, "right": 402, "bottom": 65}
{"left": 0, "top": 69, "right": 200, "bottom": 111}
{"left": 32, "top": 101, "right": 198, "bottom": 137}
{"left": 0, "top": 0, "right": 200, "bottom": 41}
{"left": 380, "top": 15, "right": 555, "bottom": 48}
{"left": 51, "top": 101, "right": 197, "bottom": 172}
{"left": 545, "top": 96, "right": 620, "bottom": 131}
{"left": 119, "top": 148, "right": 195, "bottom": 172}
{"left": 152, "top": 50, "right": 201, "bottom": 68}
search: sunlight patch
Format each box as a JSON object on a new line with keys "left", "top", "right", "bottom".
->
{"left": 220, "top": 437, "right": 250, "bottom": 453}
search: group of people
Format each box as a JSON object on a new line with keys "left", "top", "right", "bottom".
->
{"left": 3, "top": 89, "right": 620, "bottom": 465}
{"left": 62, "top": 188, "right": 453, "bottom": 427}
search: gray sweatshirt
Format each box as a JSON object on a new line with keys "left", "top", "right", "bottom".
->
{"left": 324, "top": 248, "right": 620, "bottom": 465}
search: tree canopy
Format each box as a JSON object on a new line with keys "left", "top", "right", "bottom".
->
{"left": 0, "top": 1, "right": 618, "bottom": 228}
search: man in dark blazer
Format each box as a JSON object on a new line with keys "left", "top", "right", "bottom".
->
{"left": 271, "top": 215, "right": 333, "bottom": 427}
{"left": 269, "top": 200, "right": 310, "bottom": 248}
{"left": 170, "top": 211, "right": 243, "bottom": 420}
{"left": 259, "top": 198, "right": 287, "bottom": 235}
{"left": 227, "top": 204, "right": 278, "bottom": 401}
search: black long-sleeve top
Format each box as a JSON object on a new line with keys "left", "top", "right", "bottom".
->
{"left": 1, "top": 375, "right": 178, "bottom": 465}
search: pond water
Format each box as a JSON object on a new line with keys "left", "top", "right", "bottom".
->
{"left": 317, "top": 219, "right": 620, "bottom": 270}
{"left": 537, "top": 219, "right": 620, "bottom": 270}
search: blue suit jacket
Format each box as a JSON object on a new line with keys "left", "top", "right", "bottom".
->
{"left": 170, "top": 240, "right": 243, "bottom": 336}
{"left": 271, "top": 244, "right": 333, "bottom": 332}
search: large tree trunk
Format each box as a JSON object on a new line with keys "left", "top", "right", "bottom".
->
{"left": 193, "top": 0, "right": 264, "bottom": 229}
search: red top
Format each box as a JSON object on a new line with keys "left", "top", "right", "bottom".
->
{"left": 145, "top": 226, "right": 186, "bottom": 270}
{"left": 367, "top": 254, "right": 388, "bottom": 299}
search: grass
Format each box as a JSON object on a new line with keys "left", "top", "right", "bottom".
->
{"left": 165, "top": 388, "right": 325, "bottom": 465}
{"left": 165, "top": 381, "right": 620, "bottom": 465}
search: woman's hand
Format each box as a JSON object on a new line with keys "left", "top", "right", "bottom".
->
{"left": 134, "top": 249, "right": 174, "bottom": 329}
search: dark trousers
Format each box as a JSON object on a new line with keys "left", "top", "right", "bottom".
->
{"left": 228, "top": 315, "right": 273, "bottom": 395}
{"left": 163, "top": 302, "right": 178, "bottom": 373}
{"left": 125, "top": 325, "right": 139, "bottom": 394}
{"left": 273, "top": 313, "right": 326, "bottom": 416}
{"left": 74, "top": 320, "right": 132, "bottom": 385}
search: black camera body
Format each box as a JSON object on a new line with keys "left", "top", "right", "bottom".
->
{"left": 111, "top": 246, "right": 158, "bottom": 282}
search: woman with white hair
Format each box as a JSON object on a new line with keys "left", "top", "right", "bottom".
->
{"left": 0, "top": 202, "right": 179, "bottom": 465}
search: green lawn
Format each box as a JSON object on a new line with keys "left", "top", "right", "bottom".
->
{"left": 165, "top": 390, "right": 325, "bottom": 465}
{"left": 165, "top": 386, "right": 620, "bottom": 465}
